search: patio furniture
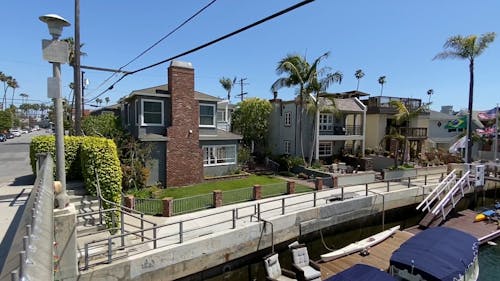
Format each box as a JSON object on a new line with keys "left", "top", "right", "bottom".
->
{"left": 264, "top": 253, "right": 297, "bottom": 281}
{"left": 290, "top": 244, "right": 322, "bottom": 281}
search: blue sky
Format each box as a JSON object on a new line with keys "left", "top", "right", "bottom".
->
{"left": 1, "top": 0, "right": 499, "bottom": 112}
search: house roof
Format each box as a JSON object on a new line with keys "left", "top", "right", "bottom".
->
{"left": 120, "top": 84, "right": 222, "bottom": 103}
{"left": 322, "top": 98, "right": 365, "bottom": 112}
{"left": 320, "top": 90, "right": 371, "bottom": 99}
{"left": 199, "top": 129, "right": 243, "bottom": 141}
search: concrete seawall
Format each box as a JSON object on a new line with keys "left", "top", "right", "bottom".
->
{"left": 78, "top": 185, "right": 433, "bottom": 281}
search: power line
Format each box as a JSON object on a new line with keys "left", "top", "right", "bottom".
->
{"left": 85, "top": 0, "right": 218, "bottom": 102}
{"left": 87, "top": 0, "right": 315, "bottom": 103}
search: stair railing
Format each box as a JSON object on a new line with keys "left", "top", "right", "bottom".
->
{"left": 416, "top": 169, "right": 457, "bottom": 212}
{"left": 431, "top": 170, "right": 471, "bottom": 220}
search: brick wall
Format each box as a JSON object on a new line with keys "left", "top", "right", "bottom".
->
{"left": 166, "top": 61, "right": 203, "bottom": 187}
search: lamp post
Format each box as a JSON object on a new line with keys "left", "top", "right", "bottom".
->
{"left": 39, "top": 14, "right": 70, "bottom": 208}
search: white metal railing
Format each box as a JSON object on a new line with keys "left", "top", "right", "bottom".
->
{"left": 431, "top": 171, "right": 471, "bottom": 220}
{"left": 416, "top": 169, "right": 456, "bottom": 212}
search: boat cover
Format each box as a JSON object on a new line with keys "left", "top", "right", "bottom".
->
{"left": 325, "top": 264, "right": 397, "bottom": 281}
{"left": 390, "top": 227, "right": 478, "bottom": 281}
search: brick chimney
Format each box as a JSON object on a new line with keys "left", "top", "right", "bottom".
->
{"left": 166, "top": 61, "right": 203, "bottom": 187}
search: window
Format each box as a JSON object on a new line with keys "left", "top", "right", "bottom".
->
{"left": 203, "top": 145, "right": 236, "bottom": 166}
{"left": 319, "top": 142, "right": 333, "bottom": 156}
{"left": 200, "top": 104, "right": 216, "bottom": 127}
{"left": 141, "top": 99, "right": 164, "bottom": 126}
{"left": 217, "top": 110, "right": 226, "bottom": 122}
{"left": 284, "top": 112, "right": 291, "bottom": 126}
{"left": 284, "top": 140, "right": 291, "bottom": 154}
{"left": 319, "top": 113, "right": 334, "bottom": 131}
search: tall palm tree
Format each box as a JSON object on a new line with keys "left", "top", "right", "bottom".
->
{"left": 426, "top": 89, "right": 434, "bottom": 105}
{"left": 8, "top": 78, "right": 19, "bottom": 107}
{"left": 306, "top": 69, "right": 343, "bottom": 166}
{"left": 105, "top": 97, "right": 110, "bottom": 105}
{"left": 219, "top": 77, "right": 236, "bottom": 101}
{"left": 378, "top": 76, "right": 386, "bottom": 96}
{"left": 433, "top": 32, "right": 496, "bottom": 163}
{"left": 271, "top": 52, "right": 330, "bottom": 165}
{"left": 1, "top": 73, "right": 10, "bottom": 108}
{"left": 95, "top": 98, "right": 102, "bottom": 107}
{"left": 389, "top": 99, "right": 428, "bottom": 164}
{"left": 354, "top": 69, "right": 365, "bottom": 91}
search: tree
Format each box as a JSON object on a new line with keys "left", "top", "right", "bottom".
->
{"left": 231, "top": 98, "right": 272, "bottom": 148}
{"left": 306, "top": 67, "right": 343, "bottom": 166}
{"left": 433, "top": 32, "right": 496, "bottom": 163}
{"left": 96, "top": 98, "right": 103, "bottom": 107}
{"left": 0, "top": 72, "right": 8, "bottom": 109}
{"left": 354, "top": 69, "right": 365, "bottom": 91}
{"left": 271, "top": 52, "right": 330, "bottom": 165}
{"left": 219, "top": 77, "right": 236, "bottom": 101}
{"left": 8, "top": 78, "right": 19, "bottom": 107}
{"left": 426, "top": 89, "right": 434, "bottom": 105}
{"left": 105, "top": 97, "right": 110, "bottom": 105}
{"left": 389, "top": 99, "right": 428, "bottom": 164}
{"left": 0, "top": 110, "right": 13, "bottom": 131}
{"left": 378, "top": 76, "right": 386, "bottom": 96}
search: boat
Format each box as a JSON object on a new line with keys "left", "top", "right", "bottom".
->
{"left": 324, "top": 264, "right": 397, "bottom": 281}
{"left": 321, "top": 225, "right": 400, "bottom": 262}
{"left": 389, "top": 227, "right": 479, "bottom": 281}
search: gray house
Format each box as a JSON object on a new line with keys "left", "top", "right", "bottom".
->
{"left": 118, "top": 61, "right": 242, "bottom": 187}
{"left": 268, "top": 91, "right": 367, "bottom": 164}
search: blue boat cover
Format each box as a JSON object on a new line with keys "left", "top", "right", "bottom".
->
{"left": 325, "top": 264, "right": 397, "bottom": 281}
{"left": 390, "top": 227, "right": 478, "bottom": 281}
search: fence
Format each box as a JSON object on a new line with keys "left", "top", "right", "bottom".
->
{"left": 173, "top": 193, "right": 213, "bottom": 215}
{"left": 2, "top": 153, "right": 54, "bottom": 281}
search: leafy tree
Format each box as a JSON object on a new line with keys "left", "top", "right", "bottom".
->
{"left": 271, "top": 52, "right": 330, "bottom": 165}
{"left": 378, "top": 76, "right": 386, "bottom": 96}
{"left": 219, "top": 77, "right": 236, "bottom": 100}
{"left": 433, "top": 32, "right": 496, "bottom": 163}
{"left": 354, "top": 69, "right": 365, "bottom": 91}
{"left": 231, "top": 98, "right": 272, "bottom": 148}
{"left": 389, "top": 99, "right": 428, "bottom": 164}
{"left": 0, "top": 110, "right": 13, "bottom": 132}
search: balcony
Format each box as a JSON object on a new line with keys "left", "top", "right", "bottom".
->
{"left": 363, "top": 96, "right": 429, "bottom": 115}
{"left": 319, "top": 125, "right": 363, "bottom": 136}
{"left": 386, "top": 127, "right": 427, "bottom": 139}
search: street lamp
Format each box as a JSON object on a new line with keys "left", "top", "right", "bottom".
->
{"left": 39, "top": 14, "right": 70, "bottom": 208}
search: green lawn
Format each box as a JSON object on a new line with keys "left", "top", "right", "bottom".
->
{"left": 129, "top": 175, "right": 311, "bottom": 199}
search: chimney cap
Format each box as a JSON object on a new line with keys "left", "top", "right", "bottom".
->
{"left": 170, "top": 60, "right": 193, "bottom": 69}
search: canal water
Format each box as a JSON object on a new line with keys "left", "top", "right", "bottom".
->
{"left": 189, "top": 191, "right": 500, "bottom": 281}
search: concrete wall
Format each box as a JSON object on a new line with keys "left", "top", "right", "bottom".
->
{"left": 77, "top": 184, "right": 445, "bottom": 281}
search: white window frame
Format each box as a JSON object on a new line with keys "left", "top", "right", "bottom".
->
{"left": 135, "top": 100, "right": 139, "bottom": 125}
{"left": 216, "top": 110, "right": 226, "bottom": 122}
{"left": 140, "top": 99, "right": 164, "bottom": 126}
{"left": 202, "top": 145, "right": 237, "bottom": 166}
{"left": 318, "top": 142, "right": 333, "bottom": 157}
{"left": 200, "top": 103, "right": 216, "bottom": 128}
{"left": 284, "top": 140, "right": 291, "bottom": 154}
{"left": 319, "top": 113, "right": 334, "bottom": 131}
{"left": 284, "top": 112, "right": 291, "bottom": 127}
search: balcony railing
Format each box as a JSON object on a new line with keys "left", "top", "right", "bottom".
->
{"left": 386, "top": 127, "right": 427, "bottom": 138}
{"left": 319, "top": 125, "right": 363, "bottom": 136}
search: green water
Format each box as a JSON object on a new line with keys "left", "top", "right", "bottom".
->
{"left": 478, "top": 237, "right": 500, "bottom": 281}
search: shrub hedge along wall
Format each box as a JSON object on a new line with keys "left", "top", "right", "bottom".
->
{"left": 30, "top": 135, "right": 122, "bottom": 208}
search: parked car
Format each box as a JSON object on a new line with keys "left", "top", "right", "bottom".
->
{"left": 5, "top": 133, "right": 14, "bottom": 139}
{"left": 0, "top": 134, "right": 6, "bottom": 142}
{"left": 10, "top": 130, "right": 21, "bottom": 137}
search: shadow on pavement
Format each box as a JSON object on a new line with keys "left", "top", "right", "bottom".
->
{"left": 0, "top": 199, "right": 27, "bottom": 274}
{"left": 9, "top": 174, "right": 35, "bottom": 186}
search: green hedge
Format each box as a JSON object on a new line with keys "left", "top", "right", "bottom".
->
{"left": 30, "top": 135, "right": 122, "bottom": 207}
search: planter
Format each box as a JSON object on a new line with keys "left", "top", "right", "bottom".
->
{"left": 382, "top": 168, "right": 417, "bottom": 180}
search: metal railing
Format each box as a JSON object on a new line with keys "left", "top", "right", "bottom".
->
{"left": 416, "top": 170, "right": 457, "bottom": 212}
{"left": 222, "top": 187, "right": 253, "bottom": 205}
{"left": 431, "top": 170, "right": 471, "bottom": 220}
{"left": 5, "top": 154, "right": 54, "bottom": 281}
{"left": 79, "top": 170, "right": 447, "bottom": 269}
{"left": 172, "top": 193, "right": 213, "bottom": 215}
{"left": 135, "top": 198, "right": 163, "bottom": 215}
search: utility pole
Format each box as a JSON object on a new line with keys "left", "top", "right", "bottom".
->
{"left": 235, "top": 78, "right": 248, "bottom": 102}
{"left": 74, "top": 0, "right": 82, "bottom": 135}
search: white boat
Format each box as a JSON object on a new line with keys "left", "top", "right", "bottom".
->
{"left": 321, "top": 225, "right": 400, "bottom": 262}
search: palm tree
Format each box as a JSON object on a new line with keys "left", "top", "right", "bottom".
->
{"left": 19, "top": 93, "right": 28, "bottom": 104}
{"left": 306, "top": 69, "right": 343, "bottom": 166}
{"left": 354, "top": 69, "right": 365, "bottom": 91}
{"left": 271, "top": 52, "right": 330, "bottom": 165}
{"left": 389, "top": 99, "right": 428, "bottom": 165}
{"left": 105, "top": 97, "right": 110, "bottom": 105}
{"left": 1, "top": 73, "right": 10, "bottom": 108}
{"left": 8, "top": 78, "right": 19, "bottom": 107}
{"left": 95, "top": 98, "right": 102, "bottom": 107}
{"left": 378, "top": 76, "right": 386, "bottom": 96}
{"left": 219, "top": 77, "right": 236, "bottom": 101}
{"left": 426, "top": 89, "right": 434, "bottom": 105}
{"left": 433, "top": 32, "right": 496, "bottom": 163}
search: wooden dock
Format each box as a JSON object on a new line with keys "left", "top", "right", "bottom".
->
{"left": 406, "top": 209, "right": 500, "bottom": 244}
{"left": 319, "top": 230, "right": 413, "bottom": 280}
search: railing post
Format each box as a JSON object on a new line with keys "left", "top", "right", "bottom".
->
{"left": 84, "top": 245, "right": 89, "bottom": 270}
{"left": 341, "top": 187, "right": 344, "bottom": 200}
{"left": 257, "top": 203, "right": 261, "bottom": 221}
{"left": 10, "top": 270, "right": 19, "bottom": 281}
{"left": 315, "top": 177, "right": 323, "bottom": 191}
{"left": 153, "top": 224, "right": 157, "bottom": 249}
{"left": 232, "top": 209, "right": 237, "bottom": 229}
{"left": 365, "top": 184, "right": 368, "bottom": 196}
{"left": 408, "top": 177, "right": 411, "bottom": 188}
{"left": 179, "top": 221, "right": 184, "bottom": 243}
{"left": 213, "top": 190, "right": 223, "bottom": 208}
{"left": 120, "top": 211, "right": 125, "bottom": 247}
{"left": 140, "top": 214, "right": 144, "bottom": 242}
{"left": 253, "top": 185, "right": 262, "bottom": 200}
{"left": 124, "top": 195, "right": 135, "bottom": 210}
{"left": 387, "top": 181, "right": 390, "bottom": 192}
{"left": 19, "top": 251, "right": 26, "bottom": 278}
{"left": 98, "top": 196, "right": 103, "bottom": 225}
{"left": 313, "top": 192, "right": 317, "bottom": 207}
{"left": 107, "top": 237, "right": 112, "bottom": 264}
{"left": 286, "top": 181, "right": 295, "bottom": 194}
{"left": 281, "top": 198, "right": 285, "bottom": 215}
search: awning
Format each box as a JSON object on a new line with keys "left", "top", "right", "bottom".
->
{"left": 325, "top": 264, "right": 397, "bottom": 281}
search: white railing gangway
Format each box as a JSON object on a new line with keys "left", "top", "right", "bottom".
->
{"left": 431, "top": 170, "right": 472, "bottom": 220}
{"left": 416, "top": 169, "right": 457, "bottom": 212}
